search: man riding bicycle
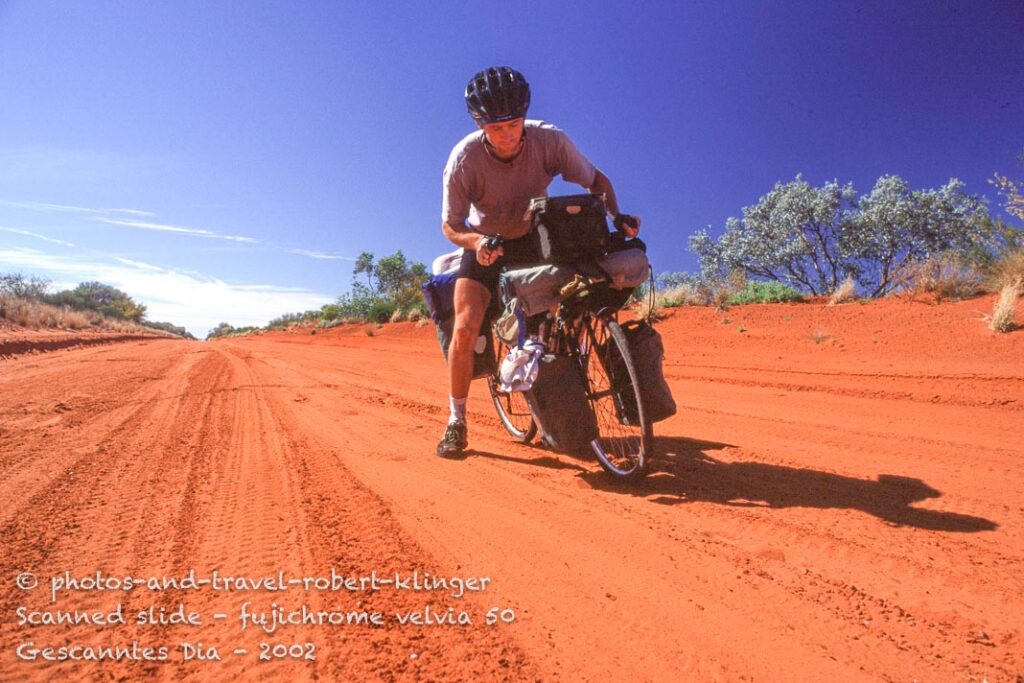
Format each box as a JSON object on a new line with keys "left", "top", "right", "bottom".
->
{"left": 437, "top": 66, "right": 640, "bottom": 457}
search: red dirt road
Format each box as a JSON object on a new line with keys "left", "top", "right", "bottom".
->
{"left": 1, "top": 297, "right": 1022, "bottom": 682}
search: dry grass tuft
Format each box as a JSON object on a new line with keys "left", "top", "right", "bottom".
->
{"left": 1, "top": 294, "right": 99, "bottom": 330}
{"left": 389, "top": 308, "right": 406, "bottom": 323}
{"left": 828, "top": 275, "right": 857, "bottom": 306}
{"left": 987, "top": 250, "right": 1024, "bottom": 291}
{"left": 809, "top": 329, "right": 832, "bottom": 344}
{"left": 407, "top": 308, "right": 423, "bottom": 323}
{"left": 0, "top": 293, "right": 174, "bottom": 335}
{"left": 634, "top": 294, "right": 662, "bottom": 322}
{"left": 415, "top": 318, "right": 431, "bottom": 328}
{"left": 892, "top": 253, "right": 986, "bottom": 302}
{"left": 986, "top": 280, "right": 1021, "bottom": 333}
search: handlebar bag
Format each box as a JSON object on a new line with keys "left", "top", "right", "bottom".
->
{"left": 526, "top": 353, "right": 598, "bottom": 452}
{"left": 529, "top": 194, "right": 610, "bottom": 264}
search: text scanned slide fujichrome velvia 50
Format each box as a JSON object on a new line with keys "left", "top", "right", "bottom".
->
{"left": 8, "top": 567, "right": 517, "bottom": 667}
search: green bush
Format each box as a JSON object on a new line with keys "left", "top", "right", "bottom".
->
{"left": 367, "top": 299, "right": 397, "bottom": 324}
{"left": 728, "top": 280, "right": 805, "bottom": 305}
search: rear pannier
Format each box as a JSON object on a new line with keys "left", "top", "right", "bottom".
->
{"left": 422, "top": 273, "right": 494, "bottom": 379}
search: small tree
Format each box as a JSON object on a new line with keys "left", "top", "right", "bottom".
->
{"left": 851, "top": 176, "right": 990, "bottom": 296}
{"left": 353, "top": 251, "right": 377, "bottom": 293}
{"left": 0, "top": 272, "right": 51, "bottom": 299}
{"left": 207, "top": 322, "right": 235, "bottom": 339}
{"left": 691, "top": 174, "right": 992, "bottom": 298}
{"left": 990, "top": 150, "right": 1024, "bottom": 221}
{"left": 689, "top": 175, "right": 858, "bottom": 296}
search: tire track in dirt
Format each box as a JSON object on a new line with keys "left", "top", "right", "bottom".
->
{"left": 4, "top": 298, "right": 1022, "bottom": 681}
{"left": 213, "top": 318, "right": 1022, "bottom": 682}
{"left": 218, "top": 336, "right": 1010, "bottom": 681}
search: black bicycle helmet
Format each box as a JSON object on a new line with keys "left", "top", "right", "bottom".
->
{"left": 465, "top": 66, "right": 531, "bottom": 123}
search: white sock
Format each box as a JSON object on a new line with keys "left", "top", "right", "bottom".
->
{"left": 449, "top": 396, "right": 467, "bottom": 424}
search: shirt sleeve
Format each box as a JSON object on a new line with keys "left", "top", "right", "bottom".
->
{"left": 555, "top": 130, "right": 597, "bottom": 188}
{"left": 441, "top": 152, "right": 471, "bottom": 228}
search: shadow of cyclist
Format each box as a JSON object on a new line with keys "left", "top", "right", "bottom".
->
{"left": 581, "top": 436, "right": 997, "bottom": 533}
{"left": 464, "top": 448, "right": 591, "bottom": 472}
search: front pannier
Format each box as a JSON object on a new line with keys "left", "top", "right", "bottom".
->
{"left": 422, "top": 273, "right": 495, "bottom": 379}
{"left": 527, "top": 353, "right": 598, "bottom": 452}
{"left": 604, "top": 320, "right": 676, "bottom": 425}
{"left": 530, "top": 194, "right": 610, "bottom": 264}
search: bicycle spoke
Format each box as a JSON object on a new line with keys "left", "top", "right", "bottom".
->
{"left": 582, "top": 314, "right": 650, "bottom": 478}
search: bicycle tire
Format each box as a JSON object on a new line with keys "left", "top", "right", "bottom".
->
{"left": 487, "top": 335, "right": 537, "bottom": 443}
{"left": 579, "top": 314, "right": 653, "bottom": 479}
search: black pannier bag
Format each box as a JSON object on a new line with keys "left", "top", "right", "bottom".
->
{"left": 529, "top": 193, "right": 610, "bottom": 264}
{"left": 527, "top": 353, "right": 598, "bottom": 452}
{"left": 422, "top": 273, "right": 494, "bottom": 379}
{"left": 604, "top": 320, "right": 676, "bottom": 425}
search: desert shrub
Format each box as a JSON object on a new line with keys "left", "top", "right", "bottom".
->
{"left": 828, "top": 275, "right": 857, "bottom": 305}
{"left": 691, "top": 174, "right": 993, "bottom": 298}
{"left": 407, "top": 308, "right": 423, "bottom": 323}
{"left": 655, "top": 270, "right": 745, "bottom": 307}
{"left": 145, "top": 321, "right": 193, "bottom": 339}
{"left": 206, "top": 322, "right": 235, "bottom": 339}
{"left": 990, "top": 149, "right": 1024, "bottom": 221}
{"left": 659, "top": 284, "right": 702, "bottom": 308}
{"left": 728, "top": 280, "right": 805, "bottom": 305}
{"left": 0, "top": 272, "right": 51, "bottom": 300}
{"left": 59, "top": 309, "right": 92, "bottom": 329}
{"left": 892, "top": 252, "right": 986, "bottom": 301}
{"left": 267, "top": 312, "right": 306, "bottom": 330}
{"left": 367, "top": 299, "right": 397, "bottom": 324}
{"left": 389, "top": 308, "right": 405, "bottom": 323}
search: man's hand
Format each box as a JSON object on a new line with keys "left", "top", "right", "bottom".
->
{"left": 475, "top": 234, "right": 504, "bottom": 266}
{"left": 614, "top": 213, "right": 642, "bottom": 238}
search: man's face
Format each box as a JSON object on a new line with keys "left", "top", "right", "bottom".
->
{"left": 479, "top": 117, "right": 525, "bottom": 158}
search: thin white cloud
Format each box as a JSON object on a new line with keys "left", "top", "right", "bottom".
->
{"left": 286, "top": 247, "right": 357, "bottom": 261}
{"left": 0, "top": 226, "right": 76, "bottom": 247}
{"left": 0, "top": 248, "right": 335, "bottom": 338}
{"left": 0, "top": 199, "right": 155, "bottom": 217}
{"left": 91, "top": 216, "right": 261, "bottom": 243}
{"left": 2, "top": 198, "right": 354, "bottom": 261}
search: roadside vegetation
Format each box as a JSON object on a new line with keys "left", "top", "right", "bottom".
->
{"left": 0, "top": 273, "right": 193, "bottom": 338}
{"left": 651, "top": 168, "right": 1023, "bottom": 332}
{"left": 225, "top": 161, "right": 1024, "bottom": 339}
{"left": 207, "top": 250, "right": 429, "bottom": 339}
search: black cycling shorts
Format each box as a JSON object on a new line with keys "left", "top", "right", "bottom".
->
{"left": 456, "top": 234, "right": 539, "bottom": 293}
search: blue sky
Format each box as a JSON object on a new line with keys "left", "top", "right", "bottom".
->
{"left": 1, "top": 0, "right": 1022, "bottom": 336}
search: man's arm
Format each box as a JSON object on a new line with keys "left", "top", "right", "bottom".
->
{"left": 442, "top": 221, "right": 501, "bottom": 265}
{"left": 441, "top": 220, "right": 482, "bottom": 250}
{"left": 588, "top": 169, "right": 640, "bottom": 237}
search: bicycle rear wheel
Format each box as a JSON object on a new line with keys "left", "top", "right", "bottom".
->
{"left": 487, "top": 335, "right": 537, "bottom": 442}
{"left": 580, "top": 314, "right": 653, "bottom": 479}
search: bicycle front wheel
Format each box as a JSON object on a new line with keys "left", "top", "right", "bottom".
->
{"left": 580, "top": 314, "right": 653, "bottom": 479}
{"left": 487, "top": 335, "right": 537, "bottom": 443}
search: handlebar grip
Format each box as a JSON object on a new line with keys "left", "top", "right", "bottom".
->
{"left": 613, "top": 214, "right": 639, "bottom": 232}
{"left": 482, "top": 234, "right": 504, "bottom": 252}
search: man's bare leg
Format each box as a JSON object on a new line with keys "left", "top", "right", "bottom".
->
{"left": 438, "top": 278, "right": 490, "bottom": 455}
